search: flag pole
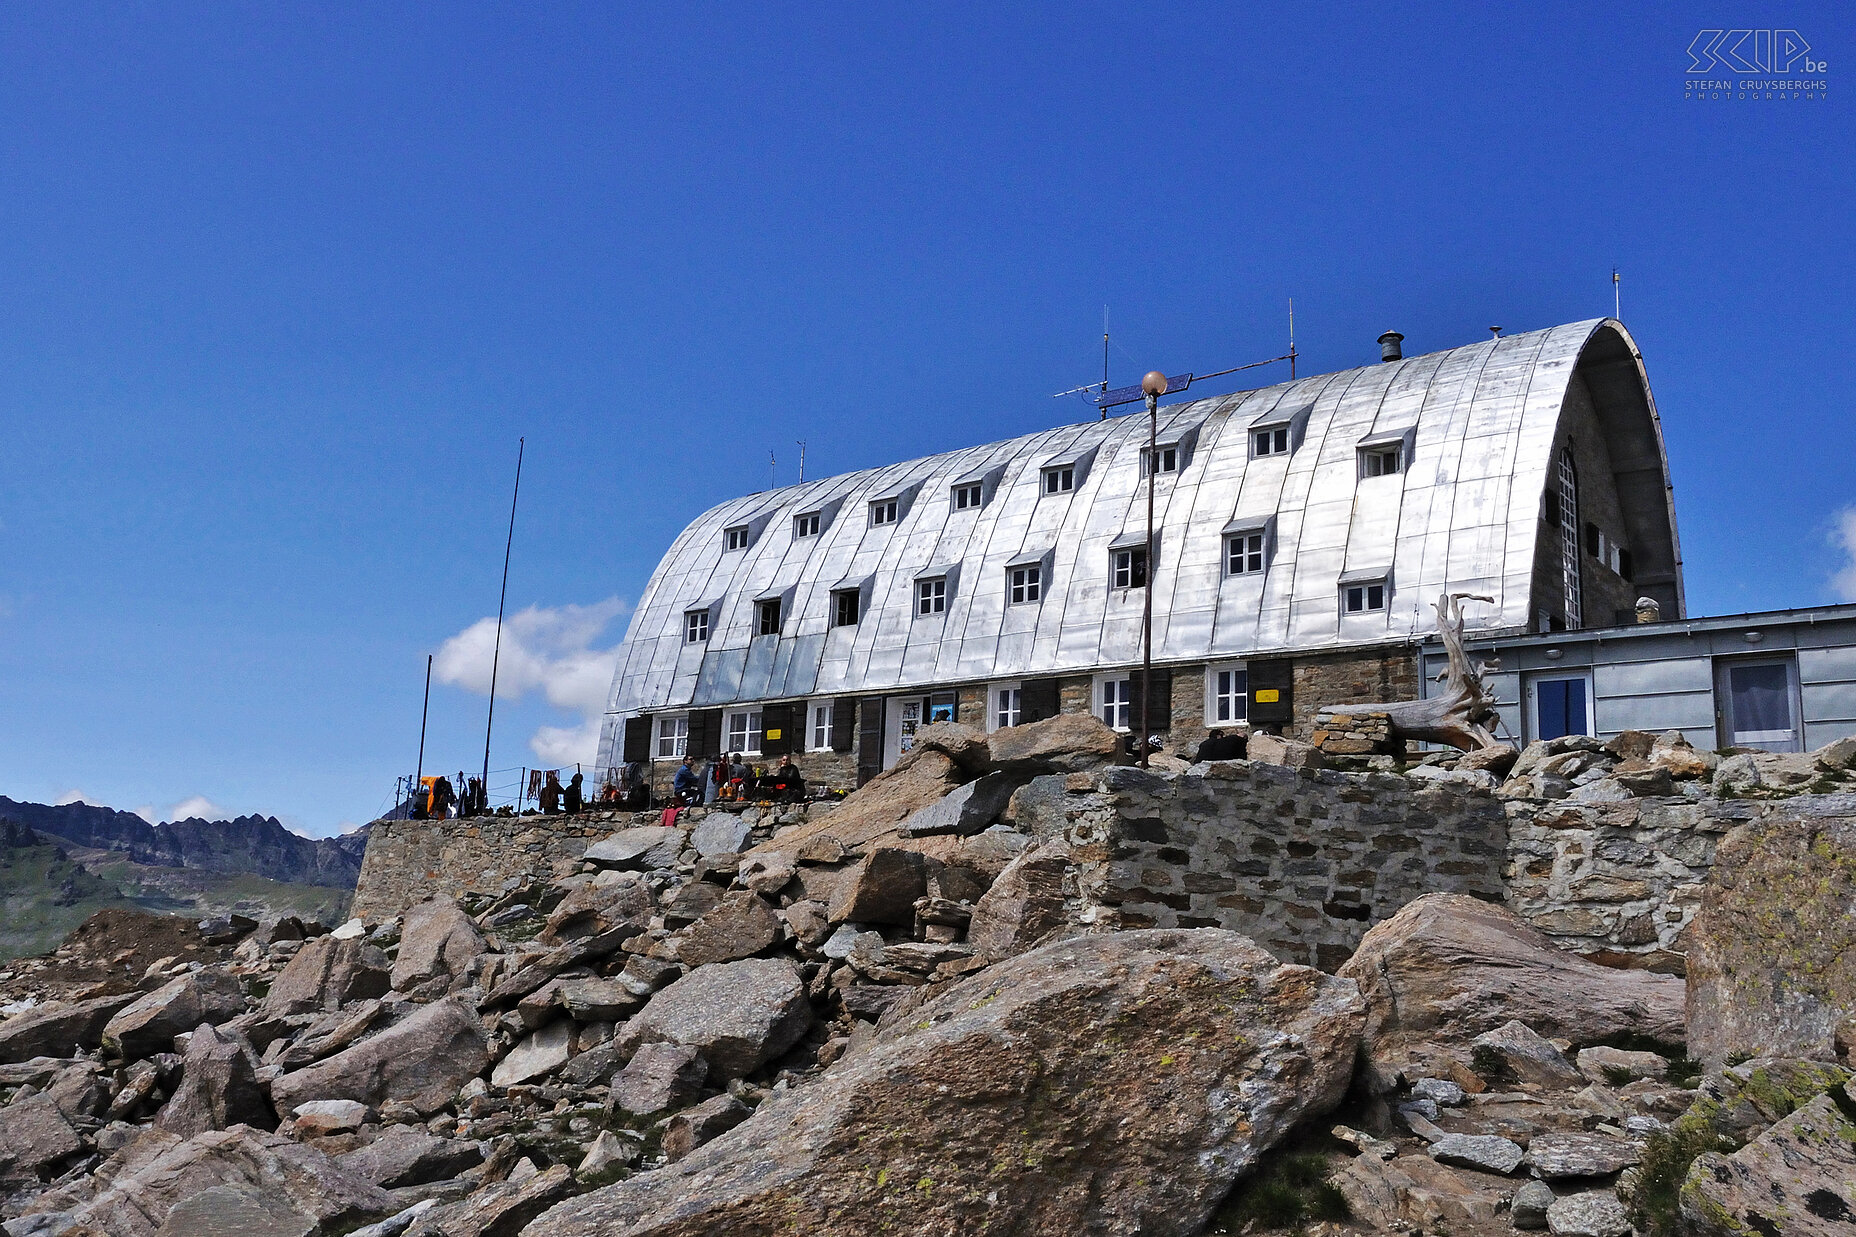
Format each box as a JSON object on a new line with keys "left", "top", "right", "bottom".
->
{"left": 483, "top": 438, "right": 524, "bottom": 797}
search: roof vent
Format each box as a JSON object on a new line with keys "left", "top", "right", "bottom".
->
{"left": 1377, "top": 331, "right": 1404, "bottom": 363}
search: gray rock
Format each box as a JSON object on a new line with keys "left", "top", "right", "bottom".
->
{"left": 1679, "top": 1093, "right": 1856, "bottom": 1237}
{"left": 1545, "top": 1191, "right": 1629, "bottom": 1237}
{"left": 491, "top": 1019, "right": 574, "bottom": 1088}
{"left": 897, "top": 772, "right": 1018, "bottom": 838}
{"left": 390, "top": 898, "right": 486, "bottom": 993}
{"left": 1399, "top": 1097, "right": 1440, "bottom": 1121}
{"left": 262, "top": 936, "right": 392, "bottom": 1016}
{"left": 1512, "top": 1179, "right": 1555, "bottom": 1229}
{"left": 576, "top": 1130, "right": 641, "bottom": 1183}
{"left": 0, "top": 1092, "right": 83, "bottom": 1182}
{"left": 827, "top": 848, "right": 939, "bottom": 926}
{"left": 677, "top": 892, "right": 780, "bottom": 968}
{"left": 609, "top": 1042, "right": 707, "bottom": 1117}
{"left": 983, "top": 712, "right": 1123, "bottom": 773}
{"left": 154, "top": 1185, "right": 316, "bottom": 1237}
{"left": 336, "top": 1125, "right": 484, "bottom": 1187}
{"left": 404, "top": 1163, "right": 574, "bottom": 1237}
{"left": 690, "top": 815, "right": 752, "bottom": 857}
{"left": 1712, "top": 752, "right": 1762, "bottom": 794}
{"left": 155, "top": 1022, "right": 275, "bottom": 1136}
{"left": 583, "top": 827, "right": 683, "bottom": 869}
{"left": 0, "top": 992, "right": 137, "bottom": 1063}
{"left": 617, "top": 957, "right": 813, "bottom": 1080}
{"left": 270, "top": 995, "right": 491, "bottom": 1118}
{"left": 290, "top": 1098, "right": 372, "bottom": 1137}
{"left": 525, "top": 928, "right": 1364, "bottom": 1237}
{"left": 966, "top": 839, "right": 1072, "bottom": 959}
{"left": 662, "top": 1093, "right": 750, "bottom": 1161}
{"left": 1429, "top": 1132, "right": 1526, "bottom": 1175}
{"left": 1524, "top": 1132, "right": 1640, "bottom": 1179}
{"left": 1574, "top": 1045, "right": 1666, "bottom": 1084}
{"left": 1412, "top": 1077, "right": 1466, "bottom": 1107}
{"left": 1470, "top": 1020, "right": 1582, "bottom": 1088}
{"left": 556, "top": 977, "right": 644, "bottom": 1023}
{"left": 537, "top": 875, "right": 655, "bottom": 946}
{"left": 105, "top": 972, "right": 247, "bottom": 1061}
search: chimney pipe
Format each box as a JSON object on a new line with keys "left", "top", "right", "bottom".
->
{"left": 1635, "top": 597, "right": 1662, "bottom": 625}
{"left": 1378, "top": 331, "right": 1404, "bottom": 363}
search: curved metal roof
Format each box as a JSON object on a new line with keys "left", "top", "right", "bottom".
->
{"left": 597, "top": 318, "right": 1679, "bottom": 745}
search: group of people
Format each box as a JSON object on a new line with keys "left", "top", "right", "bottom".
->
{"left": 413, "top": 773, "right": 489, "bottom": 820}
{"left": 536, "top": 770, "right": 588, "bottom": 814}
{"left": 672, "top": 752, "right": 806, "bottom": 806}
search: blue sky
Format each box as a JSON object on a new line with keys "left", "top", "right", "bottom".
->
{"left": 0, "top": 4, "right": 1849, "bottom": 835}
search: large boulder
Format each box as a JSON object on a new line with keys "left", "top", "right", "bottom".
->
{"left": 103, "top": 972, "right": 247, "bottom": 1061}
{"left": 615, "top": 957, "right": 812, "bottom": 1080}
{"left": 897, "top": 771, "right": 1018, "bottom": 837}
{"left": 675, "top": 892, "right": 780, "bottom": 967}
{"left": 1685, "top": 807, "right": 1856, "bottom": 1067}
{"left": 153, "top": 1185, "right": 316, "bottom": 1237}
{"left": 537, "top": 875, "right": 655, "bottom": 947}
{"left": 0, "top": 992, "right": 137, "bottom": 1063}
{"left": 154, "top": 1023, "right": 275, "bottom": 1136}
{"left": 262, "top": 936, "right": 392, "bottom": 1016}
{"left": 0, "top": 1092, "right": 84, "bottom": 1183}
{"left": 335, "top": 1125, "right": 484, "bottom": 1187}
{"left": 1337, "top": 893, "right": 1684, "bottom": 1081}
{"left": 390, "top": 897, "right": 486, "bottom": 992}
{"left": 966, "top": 838, "right": 1074, "bottom": 959}
{"left": 1679, "top": 1092, "right": 1856, "bottom": 1236}
{"left": 746, "top": 749, "right": 964, "bottom": 859}
{"left": 986, "top": 712, "right": 1124, "bottom": 774}
{"left": 269, "top": 995, "right": 491, "bottom": 1118}
{"left": 826, "top": 847, "right": 940, "bottom": 925}
{"left": 583, "top": 827, "right": 683, "bottom": 870}
{"left": 526, "top": 928, "right": 1364, "bottom": 1237}
{"left": 65, "top": 1124, "right": 394, "bottom": 1237}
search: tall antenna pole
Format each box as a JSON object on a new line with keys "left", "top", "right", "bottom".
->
{"left": 414, "top": 654, "right": 432, "bottom": 815}
{"left": 1288, "top": 298, "right": 1297, "bottom": 379}
{"left": 770, "top": 450, "right": 777, "bottom": 490}
{"left": 797, "top": 440, "right": 806, "bottom": 484}
{"left": 1612, "top": 267, "right": 1620, "bottom": 320}
{"left": 482, "top": 437, "right": 524, "bottom": 796}
{"left": 1099, "top": 306, "right": 1110, "bottom": 421}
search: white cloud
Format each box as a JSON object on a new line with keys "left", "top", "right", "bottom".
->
{"left": 53, "top": 789, "right": 90, "bottom": 806}
{"left": 1832, "top": 505, "right": 1856, "bottom": 603}
{"left": 167, "top": 796, "right": 228, "bottom": 822}
{"left": 434, "top": 598, "right": 630, "bottom": 767}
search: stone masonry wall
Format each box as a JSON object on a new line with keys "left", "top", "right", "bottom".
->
{"left": 352, "top": 811, "right": 617, "bottom": 920}
{"left": 1291, "top": 649, "right": 1420, "bottom": 739}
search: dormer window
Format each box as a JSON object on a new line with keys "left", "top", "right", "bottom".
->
{"left": 1043, "top": 466, "right": 1074, "bottom": 495}
{"left": 1139, "top": 445, "right": 1178, "bottom": 476}
{"left": 756, "top": 598, "right": 782, "bottom": 635}
{"left": 832, "top": 589, "right": 861, "bottom": 627}
{"left": 724, "top": 525, "right": 750, "bottom": 551}
{"left": 1253, "top": 426, "right": 1290, "bottom": 456}
{"left": 1360, "top": 445, "right": 1402, "bottom": 477}
{"left": 952, "top": 482, "right": 983, "bottom": 510}
{"left": 915, "top": 577, "right": 946, "bottom": 616}
{"left": 1227, "top": 530, "right": 1266, "bottom": 576}
{"left": 1112, "top": 545, "right": 1148, "bottom": 590}
{"left": 870, "top": 498, "right": 898, "bottom": 526}
{"left": 794, "top": 511, "right": 820, "bottom": 538}
{"left": 1008, "top": 563, "right": 1041, "bottom": 604}
{"left": 1342, "top": 580, "right": 1387, "bottom": 613}
{"left": 684, "top": 610, "right": 710, "bottom": 643}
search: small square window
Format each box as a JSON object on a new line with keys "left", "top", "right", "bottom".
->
{"left": 1253, "top": 426, "right": 1290, "bottom": 457}
{"left": 916, "top": 577, "right": 946, "bottom": 616}
{"left": 1360, "top": 445, "right": 1403, "bottom": 478}
{"left": 1112, "top": 545, "right": 1148, "bottom": 589}
{"left": 870, "top": 498, "right": 898, "bottom": 526}
{"left": 794, "top": 512, "right": 820, "bottom": 538}
{"left": 1099, "top": 677, "right": 1132, "bottom": 730}
{"left": 684, "top": 610, "right": 709, "bottom": 643}
{"left": 725, "top": 710, "right": 762, "bottom": 756}
{"left": 952, "top": 482, "right": 983, "bottom": 510}
{"left": 1140, "top": 445, "right": 1178, "bottom": 476}
{"left": 810, "top": 702, "right": 834, "bottom": 750}
{"left": 994, "top": 686, "right": 1021, "bottom": 730}
{"left": 724, "top": 525, "right": 750, "bottom": 551}
{"left": 655, "top": 716, "right": 688, "bottom": 758}
{"left": 833, "top": 590, "right": 860, "bottom": 627}
{"left": 1343, "top": 582, "right": 1387, "bottom": 613}
{"left": 1008, "top": 564, "right": 1042, "bottom": 604}
{"left": 1043, "top": 466, "right": 1074, "bottom": 494}
{"left": 1226, "top": 532, "right": 1266, "bottom": 576}
{"left": 756, "top": 598, "right": 782, "bottom": 636}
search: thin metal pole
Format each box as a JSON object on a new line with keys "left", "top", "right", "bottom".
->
{"left": 415, "top": 654, "right": 432, "bottom": 815}
{"left": 1141, "top": 390, "right": 1157, "bottom": 768}
{"left": 1099, "top": 307, "right": 1109, "bottom": 421}
{"left": 1289, "top": 298, "right": 1297, "bottom": 379}
{"left": 1612, "top": 267, "right": 1621, "bottom": 319}
{"left": 483, "top": 438, "right": 525, "bottom": 794}
{"left": 797, "top": 440, "right": 806, "bottom": 484}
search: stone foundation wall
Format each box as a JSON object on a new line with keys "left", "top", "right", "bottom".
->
{"left": 1291, "top": 649, "right": 1420, "bottom": 738}
{"left": 352, "top": 812, "right": 618, "bottom": 921}
{"left": 1052, "top": 762, "right": 1511, "bottom": 971}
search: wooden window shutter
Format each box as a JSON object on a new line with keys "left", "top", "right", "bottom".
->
{"left": 856, "top": 697, "right": 886, "bottom": 786}
{"left": 1247, "top": 659, "right": 1294, "bottom": 725}
{"left": 831, "top": 698, "right": 856, "bottom": 752}
{"left": 686, "top": 709, "right": 723, "bottom": 759}
{"left": 1134, "top": 666, "right": 1172, "bottom": 730}
{"left": 621, "top": 715, "right": 651, "bottom": 763}
{"left": 1019, "top": 678, "right": 1061, "bottom": 724}
{"left": 760, "top": 703, "right": 794, "bottom": 756}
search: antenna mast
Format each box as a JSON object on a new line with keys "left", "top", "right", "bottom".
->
{"left": 1288, "top": 298, "right": 1297, "bottom": 378}
{"left": 1100, "top": 306, "right": 1110, "bottom": 420}
{"left": 482, "top": 437, "right": 524, "bottom": 796}
{"left": 1612, "top": 267, "right": 1621, "bottom": 319}
{"left": 796, "top": 440, "right": 806, "bottom": 484}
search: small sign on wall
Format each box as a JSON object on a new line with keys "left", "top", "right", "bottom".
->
{"left": 1254, "top": 689, "right": 1280, "bottom": 704}
{"left": 765, "top": 729, "right": 782, "bottom": 740}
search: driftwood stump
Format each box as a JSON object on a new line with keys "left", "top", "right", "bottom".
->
{"left": 1371, "top": 593, "right": 1507, "bottom": 752}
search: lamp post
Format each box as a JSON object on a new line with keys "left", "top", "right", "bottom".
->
{"left": 1139, "top": 370, "right": 1168, "bottom": 768}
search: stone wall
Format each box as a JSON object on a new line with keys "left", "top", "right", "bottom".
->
{"left": 351, "top": 811, "right": 620, "bottom": 920}
{"left": 1030, "top": 762, "right": 1511, "bottom": 972}
{"left": 1291, "top": 649, "right": 1420, "bottom": 738}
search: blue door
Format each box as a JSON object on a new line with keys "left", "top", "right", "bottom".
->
{"left": 1530, "top": 674, "right": 1590, "bottom": 741}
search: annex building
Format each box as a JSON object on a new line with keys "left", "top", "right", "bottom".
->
{"left": 596, "top": 318, "right": 1689, "bottom": 786}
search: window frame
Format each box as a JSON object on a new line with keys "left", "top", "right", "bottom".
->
{"left": 1008, "top": 562, "right": 1042, "bottom": 605}
{"left": 808, "top": 700, "right": 835, "bottom": 752}
{"left": 1206, "top": 664, "right": 1250, "bottom": 725}
{"left": 793, "top": 511, "right": 821, "bottom": 538}
{"left": 756, "top": 598, "right": 782, "bottom": 636}
{"left": 988, "top": 681, "right": 1023, "bottom": 732}
{"left": 951, "top": 481, "right": 983, "bottom": 511}
{"left": 1042, "top": 465, "right": 1074, "bottom": 495}
{"left": 1225, "top": 529, "right": 1267, "bottom": 577}
{"left": 1341, "top": 580, "right": 1389, "bottom": 614}
{"left": 1358, "top": 444, "right": 1403, "bottom": 478}
{"left": 654, "top": 714, "right": 689, "bottom": 759}
{"left": 724, "top": 709, "right": 763, "bottom": 757}
{"left": 869, "top": 497, "right": 899, "bottom": 527}
{"left": 915, "top": 576, "right": 947, "bottom": 617}
{"left": 684, "top": 609, "right": 710, "bottom": 643}
{"left": 1096, "top": 674, "right": 1133, "bottom": 732}
{"left": 1111, "top": 544, "right": 1149, "bottom": 590}
{"left": 723, "top": 524, "right": 751, "bottom": 551}
{"left": 1139, "top": 443, "right": 1179, "bottom": 477}
{"left": 832, "top": 589, "right": 861, "bottom": 627}
{"left": 1251, "top": 424, "right": 1292, "bottom": 458}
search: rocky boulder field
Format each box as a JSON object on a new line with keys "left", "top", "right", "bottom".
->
{"left": 0, "top": 716, "right": 1852, "bottom": 1237}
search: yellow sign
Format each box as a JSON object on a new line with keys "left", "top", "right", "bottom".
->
{"left": 1254, "top": 689, "right": 1280, "bottom": 703}
{"left": 765, "top": 728, "right": 782, "bottom": 740}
